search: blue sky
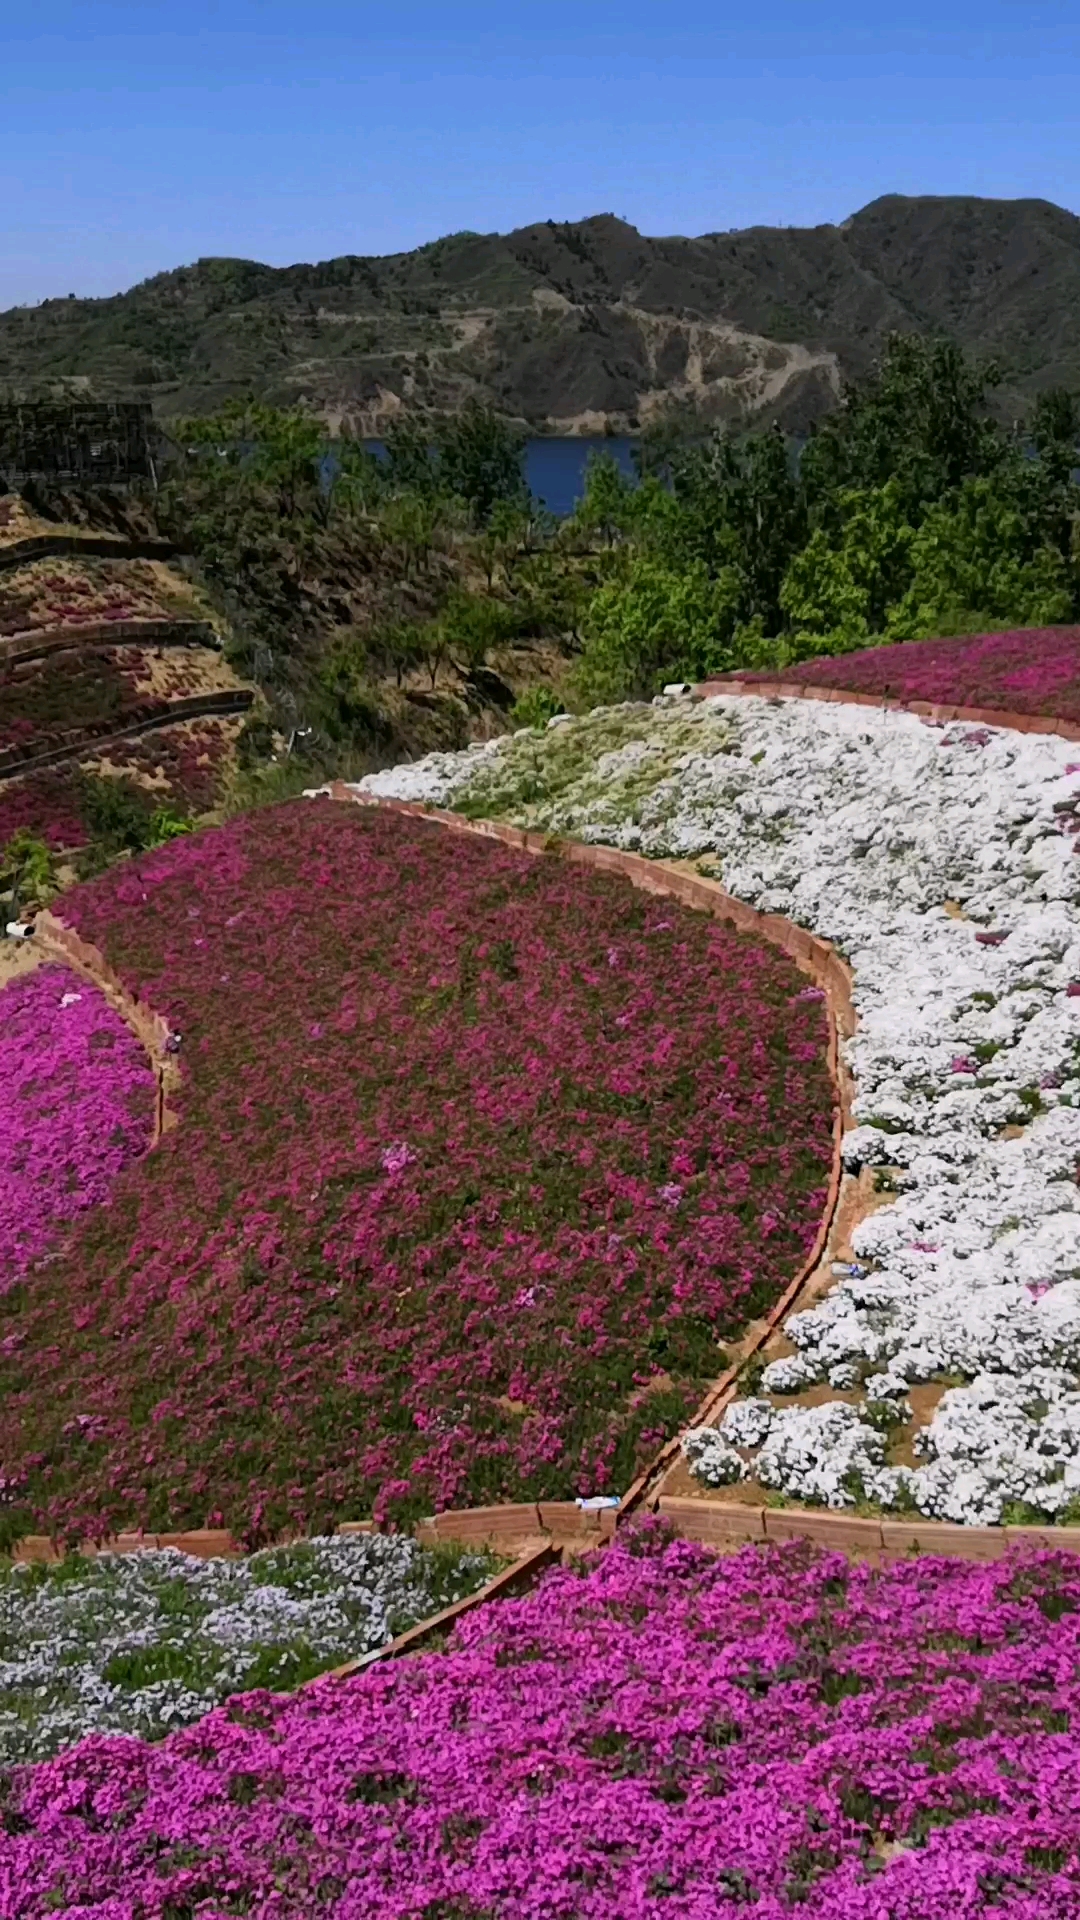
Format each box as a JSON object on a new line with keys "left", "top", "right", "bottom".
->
{"left": 4, "top": 1, "right": 1079, "bottom": 308}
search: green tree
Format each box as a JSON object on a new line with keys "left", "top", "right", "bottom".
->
{"left": 887, "top": 466, "right": 1077, "bottom": 639}
{"left": 377, "top": 492, "right": 440, "bottom": 582}
{"left": 575, "top": 556, "right": 744, "bottom": 703}
{"left": 439, "top": 589, "right": 522, "bottom": 672}
{"left": 0, "top": 832, "right": 55, "bottom": 919}
{"left": 572, "top": 451, "right": 635, "bottom": 547}
{"left": 178, "top": 399, "right": 328, "bottom": 520}
{"left": 382, "top": 404, "right": 528, "bottom": 526}
{"left": 663, "top": 426, "right": 805, "bottom": 637}
{"left": 800, "top": 333, "right": 1005, "bottom": 520}
{"left": 778, "top": 481, "right": 917, "bottom": 651}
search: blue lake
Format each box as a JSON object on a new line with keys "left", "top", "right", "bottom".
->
{"left": 362, "top": 435, "right": 639, "bottom": 518}
{"left": 523, "top": 436, "right": 638, "bottom": 516}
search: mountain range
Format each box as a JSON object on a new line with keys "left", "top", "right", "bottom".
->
{"left": 2, "top": 194, "right": 1079, "bottom": 435}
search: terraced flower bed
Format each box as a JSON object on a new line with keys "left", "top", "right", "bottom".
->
{"left": 0, "top": 557, "right": 179, "bottom": 638}
{"left": 0, "top": 964, "right": 155, "bottom": 1289}
{"left": 730, "top": 624, "right": 1080, "bottom": 724}
{"left": 0, "top": 800, "right": 833, "bottom": 1543}
{"left": 0, "top": 720, "right": 242, "bottom": 849}
{"left": 5, "top": 1524, "right": 1080, "bottom": 1917}
{"left": 0, "top": 645, "right": 241, "bottom": 764}
{"left": 0, "top": 1534, "right": 495, "bottom": 1765}
{"left": 355, "top": 694, "right": 1080, "bottom": 1525}
{"left": 106, "top": 714, "right": 241, "bottom": 815}
{"left": 0, "top": 770, "right": 87, "bottom": 850}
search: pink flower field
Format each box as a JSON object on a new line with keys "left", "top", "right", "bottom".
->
{"left": 4, "top": 1525, "right": 1080, "bottom": 1918}
{"left": 733, "top": 625, "right": 1080, "bottom": 723}
{"left": 0, "top": 801, "right": 833, "bottom": 1544}
{"left": 0, "top": 965, "right": 155, "bottom": 1290}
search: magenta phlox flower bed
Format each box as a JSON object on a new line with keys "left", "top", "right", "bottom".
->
{"left": 0, "top": 771, "right": 88, "bottom": 851}
{"left": 0, "top": 965, "right": 155, "bottom": 1290}
{"left": 4, "top": 1527, "right": 1080, "bottom": 1918}
{"left": 1, "top": 803, "right": 833, "bottom": 1541}
{"left": 0, "top": 721, "right": 236, "bottom": 852}
{"left": 734, "top": 626, "right": 1080, "bottom": 724}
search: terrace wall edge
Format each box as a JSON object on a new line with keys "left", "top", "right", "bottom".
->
{"left": 697, "top": 676, "right": 1080, "bottom": 743}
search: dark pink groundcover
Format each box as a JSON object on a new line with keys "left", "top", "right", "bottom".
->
{"left": 732, "top": 626, "right": 1080, "bottom": 723}
{"left": 4, "top": 1527, "right": 1080, "bottom": 1919}
{"left": 1, "top": 802, "right": 833, "bottom": 1541}
{"left": 0, "top": 964, "right": 155, "bottom": 1288}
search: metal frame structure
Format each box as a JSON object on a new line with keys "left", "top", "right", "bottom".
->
{"left": 0, "top": 402, "right": 159, "bottom": 487}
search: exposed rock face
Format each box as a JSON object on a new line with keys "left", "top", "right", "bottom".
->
{"left": 3, "top": 195, "right": 1079, "bottom": 432}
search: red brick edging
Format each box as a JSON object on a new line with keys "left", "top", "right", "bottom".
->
{"left": 697, "top": 676, "right": 1080, "bottom": 744}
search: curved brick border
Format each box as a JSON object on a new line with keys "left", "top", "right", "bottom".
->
{"left": 0, "top": 689, "right": 254, "bottom": 782}
{"left": 697, "top": 675, "right": 1080, "bottom": 743}
{"left": 32, "top": 909, "right": 180, "bottom": 1142}
{"left": 1, "top": 618, "right": 218, "bottom": 668}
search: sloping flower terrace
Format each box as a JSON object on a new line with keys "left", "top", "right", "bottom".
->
{"left": 0, "top": 801, "right": 833, "bottom": 1543}
{"left": 5, "top": 1526, "right": 1080, "bottom": 1918}
{"left": 0, "top": 965, "right": 155, "bottom": 1290}
{"left": 359, "top": 666, "right": 1080, "bottom": 1525}
{"left": 732, "top": 623, "right": 1080, "bottom": 726}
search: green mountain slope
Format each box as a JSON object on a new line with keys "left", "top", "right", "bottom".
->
{"left": 2, "top": 195, "right": 1079, "bottom": 434}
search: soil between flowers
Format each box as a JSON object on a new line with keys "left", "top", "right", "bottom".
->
{"left": 0, "top": 800, "right": 833, "bottom": 1544}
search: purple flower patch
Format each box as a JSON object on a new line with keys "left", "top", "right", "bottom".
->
{"left": 5, "top": 1528, "right": 1080, "bottom": 1917}
{"left": 0, "top": 964, "right": 155, "bottom": 1289}
{"left": 1, "top": 803, "right": 834, "bottom": 1540}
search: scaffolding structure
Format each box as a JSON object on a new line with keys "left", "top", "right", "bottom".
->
{"left": 0, "top": 402, "right": 159, "bottom": 487}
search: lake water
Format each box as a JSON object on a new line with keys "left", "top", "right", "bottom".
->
{"left": 362, "top": 435, "right": 639, "bottom": 519}
{"left": 523, "top": 436, "right": 638, "bottom": 516}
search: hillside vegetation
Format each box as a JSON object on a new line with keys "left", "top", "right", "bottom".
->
{"left": 3, "top": 195, "right": 1080, "bottom": 434}
{"left": 3, "top": 327, "right": 1078, "bottom": 886}
{"left": 147, "top": 333, "right": 1080, "bottom": 775}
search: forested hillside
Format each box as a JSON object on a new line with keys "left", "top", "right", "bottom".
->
{"left": 3, "top": 195, "right": 1080, "bottom": 433}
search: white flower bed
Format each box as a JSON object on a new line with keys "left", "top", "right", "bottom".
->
{"left": 0, "top": 1534, "right": 492, "bottom": 1763}
{"left": 338, "top": 694, "right": 1080, "bottom": 1525}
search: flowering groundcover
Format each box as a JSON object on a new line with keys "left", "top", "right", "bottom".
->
{"left": 4, "top": 1525, "right": 1080, "bottom": 1919}
{"left": 359, "top": 696, "right": 1080, "bottom": 1523}
{"left": 0, "top": 1534, "right": 495, "bottom": 1766}
{"left": 0, "top": 557, "right": 179, "bottom": 639}
{"left": 0, "top": 718, "right": 240, "bottom": 851}
{"left": 732, "top": 625, "right": 1080, "bottom": 724}
{"left": 0, "top": 964, "right": 155, "bottom": 1291}
{"left": 0, "top": 802, "right": 833, "bottom": 1543}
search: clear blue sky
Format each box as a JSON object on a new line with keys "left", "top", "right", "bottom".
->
{"left": 4, "top": 1, "right": 1078, "bottom": 309}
